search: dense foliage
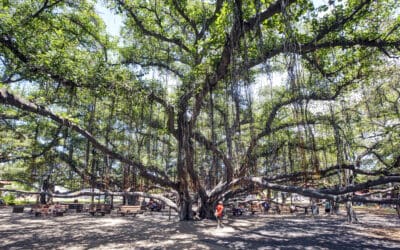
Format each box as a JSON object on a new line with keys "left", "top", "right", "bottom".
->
{"left": 1, "top": 0, "right": 399, "bottom": 219}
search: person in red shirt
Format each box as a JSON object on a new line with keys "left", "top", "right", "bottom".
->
{"left": 215, "top": 201, "right": 224, "bottom": 228}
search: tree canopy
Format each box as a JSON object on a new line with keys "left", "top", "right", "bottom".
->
{"left": 1, "top": 0, "right": 400, "bottom": 220}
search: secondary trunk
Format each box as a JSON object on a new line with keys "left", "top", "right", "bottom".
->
{"left": 176, "top": 105, "right": 193, "bottom": 220}
{"left": 197, "top": 199, "right": 217, "bottom": 219}
{"left": 178, "top": 194, "right": 193, "bottom": 220}
{"left": 40, "top": 179, "right": 49, "bottom": 204}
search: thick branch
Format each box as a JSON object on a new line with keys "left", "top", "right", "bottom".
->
{"left": 148, "top": 92, "right": 176, "bottom": 137}
{"left": 209, "top": 176, "right": 400, "bottom": 205}
{"left": 263, "top": 163, "right": 398, "bottom": 184}
{"left": 117, "top": 0, "right": 190, "bottom": 53}
{"left": 171, "top": 0, "right": 198, "bottom": 35}
{"left": 0, "top": 88, "right": 177, "bottom": 189}
{"left": 312, "top": 0, "right": 372, "bottom": 42}
{"left": 321, "top": 176, "right": 400, "bottom": 195}
{"left": 197, "top": 0, "right": 224, "bottom": 41}
{"left": 238, "top": 81, "right": 355, "bottom": 177}
{"left": 122, "top": 59, "right": 184, "bottom": 79}
{"left": 192, "top": 131, "right": 234, "bottom": 180}
{"left": 0, "top": 189, "right": 179, "bottom": 211}
{"left": 192, "top": 0, "right": 298, "bottom": 123}
{"left": 0, "top": 34, "right": 80, "bottom": 88}
{"left": 244, "top": 0, "right": 298, "bottom": 32}
{"left": 20, "top": 0, "right": 64, "bottom": 26}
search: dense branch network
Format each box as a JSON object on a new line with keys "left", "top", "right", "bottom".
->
{"left": 0, "top": 0, "right": 399, "bottom": 220}
{"left": 0, "top": 88, "right": 177, "bottom": 189}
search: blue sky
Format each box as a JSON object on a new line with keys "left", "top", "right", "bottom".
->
{"left": 95, "top": 3, "right": 122, "bottom": 37}
{"left": 96, "top": 0, "right": 328, "bottom": 37}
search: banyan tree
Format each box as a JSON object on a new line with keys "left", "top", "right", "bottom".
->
{"left": 0, "top": 0, "right": 400, "bottom": 220}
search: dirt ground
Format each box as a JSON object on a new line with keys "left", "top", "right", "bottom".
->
{"left": 0, "top": 207, "right": 399, "bottom": 250}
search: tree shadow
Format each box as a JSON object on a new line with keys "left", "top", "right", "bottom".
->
{"left": 1, "top": 208, "right": 399, "bottom": 249}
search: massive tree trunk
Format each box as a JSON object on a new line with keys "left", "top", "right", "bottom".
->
{"left": 178, "top": 194, "right": 193, "bottom": 220}
{"left": 39, "top": 179, "right": 49, "bottom": 204}
{"left": 176, "top": 103, "right": 193, "bottom": 220}
{"left": 198, "top": 200, "right": 217, "bottom": 219}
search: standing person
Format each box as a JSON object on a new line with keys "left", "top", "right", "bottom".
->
{"left": 233, "top": 199, "right": 242, "bottom": 216}
{"left": 262, "top": 200, "right": 270, "bottom": 214}
{"left": 311, "top": 200, "right": 319, "bottom": 216}
{"left": 215, "top": 201, "right": 224, "bottom": 229}
{"left": 345, "top": 197, "right": 358, "bottom": 223}
{"left": 289, "top": 204, "right": 297, "bottom": 213}
{"left": 325, "top": 200, "right": 331, "bottom": 214}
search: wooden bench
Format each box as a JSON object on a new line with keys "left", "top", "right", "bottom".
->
{"left": 271, "top": 205, "right": 281, "bottom": 214}
{"left": 88, "top": 204, "right": 111, "bottom": 216}
{"left": 12, "top": 206, "right": 24, "bottom": 213}
{"left": 31, "top": 205, "right": 50, "bottom": 216}
{"left": 67, "top": 203, "right": 83, "bottom": 213}
{"left": 118, "top": 205, "right": 144, "bottom": 216}
{"left": 52, "top": 204, "right": 68, "bottom": 216}
{"left": 250, "top": 203, "right": 262, "bottom": 215}
{"left": 31, "top": 204, "right": 67, "bottom": 216}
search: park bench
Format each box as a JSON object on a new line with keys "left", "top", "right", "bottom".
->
{"left": 31, "top": 204, "right": 67, "bottom": 216}
{"left": 52, "top": 204, "right": 68, "bottom": 216}
{"left": 231, "top": 207, "right": 245, "bottom": 216}
{"left": 31, "top": 204, "right": 50, "bottom": 216}
{"left": 66, "top": 203, "right": 84, "bottom": 212}
{"left": 12, "top": 206, "right": 24, "bottom": 213}
{"left": 250, "top": 203, "right": 262, "bottom": 215}
{"left": 118, "top": 205, "right": 145, "bottom": 216}
{"left": 288, "top": 205, "right": 299, "bottom": 213}
{"left": 88, "top": 204, "right": 112, "bottom": 216}
{"left": 271, "top": 205, "right": 281, "bottom": 214}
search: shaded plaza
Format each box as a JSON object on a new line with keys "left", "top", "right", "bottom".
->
{"left": 1, "top": 207, "right": 399, "bottom": 250}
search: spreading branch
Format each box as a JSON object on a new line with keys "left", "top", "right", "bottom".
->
{"left": 208, "top": 176, "right": 400, "bottom": 205}
{"left": 0, "top": 188, "right": 179, "bottom": 211}
{"left": 0, "top": 88, "right": 177, "bottom": 189}
{"left": 116, "top": 0, "right": 191, "bottom": 53}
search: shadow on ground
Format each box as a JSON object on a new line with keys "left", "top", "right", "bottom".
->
{"left": 0, "top": 207, "right": 399, "bottom": 249}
